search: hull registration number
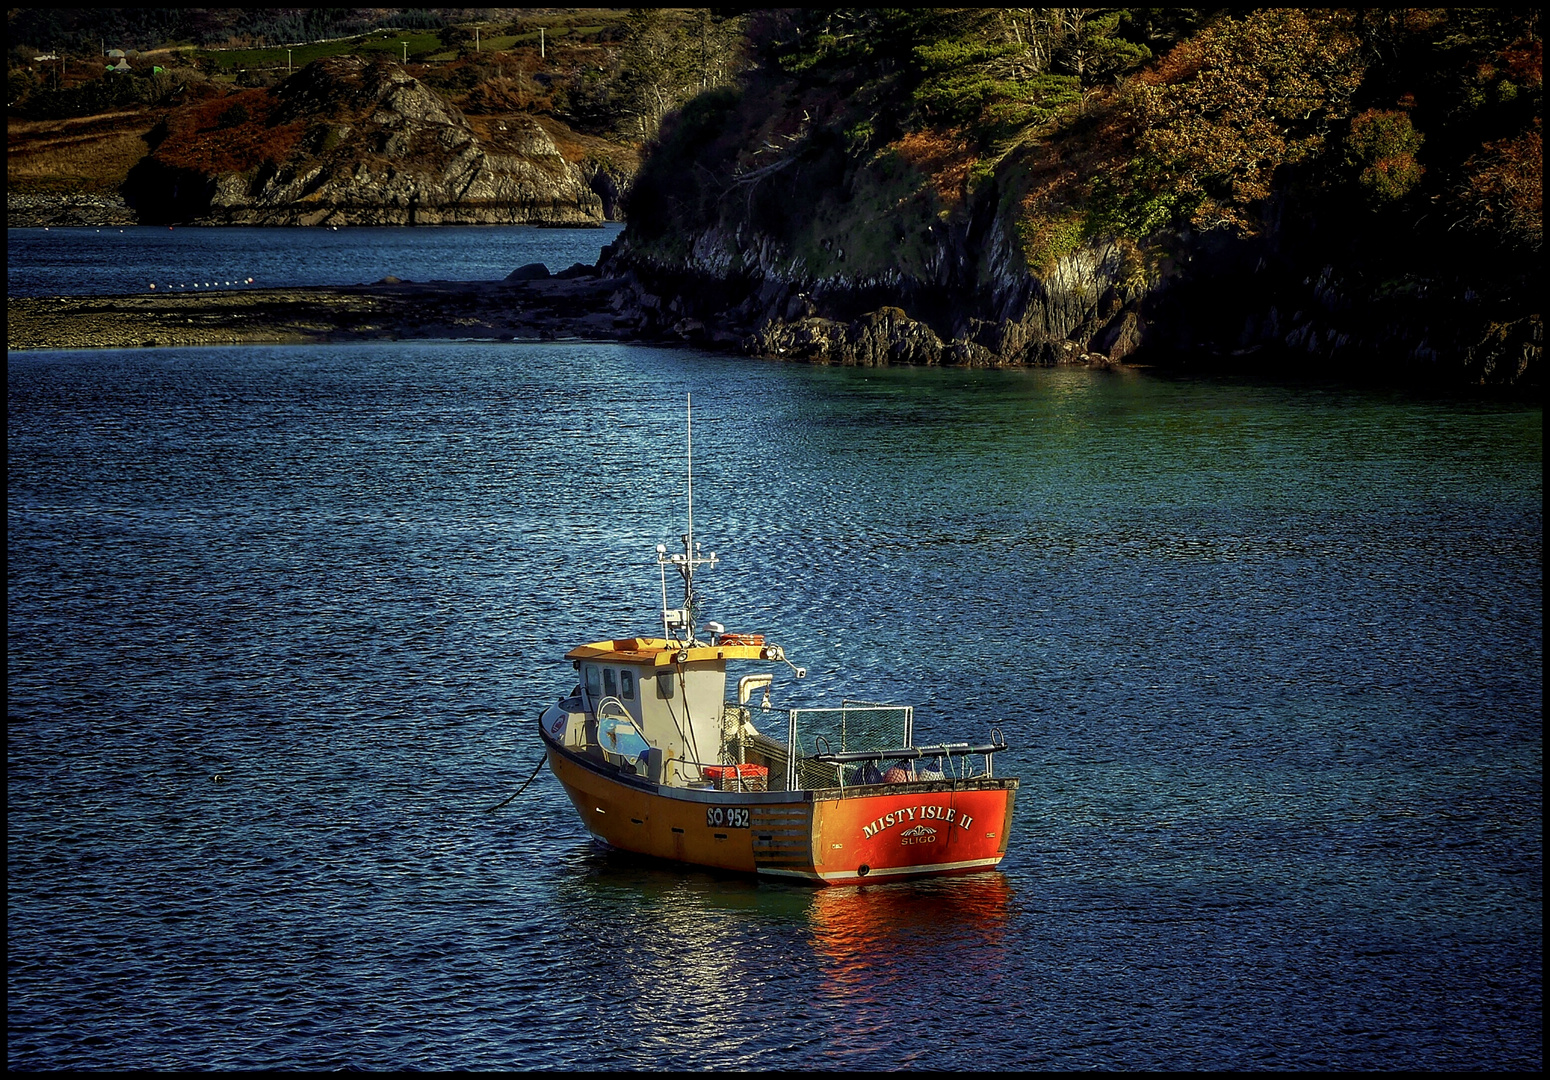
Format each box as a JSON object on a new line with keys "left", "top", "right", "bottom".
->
{"left": 706, "top": 807, "right": 750, "bottom": 829}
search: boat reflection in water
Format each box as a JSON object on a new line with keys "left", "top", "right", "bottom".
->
{"left": 556, "top": 852, "right": 1014, "bottom": 1060}
{"left": 807, "top": 873, "right": 1014, "bottom": 998}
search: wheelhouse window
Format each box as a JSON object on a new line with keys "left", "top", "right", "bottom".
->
{"left": 620, "top": 670, "right": 635, "bottom": 700}
{"left": 584, "top": 666, "right": 601, "bottom": 699}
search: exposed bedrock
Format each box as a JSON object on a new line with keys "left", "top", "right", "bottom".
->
{"left": 124, "top": 57, "right": 607, "bottom": 227}
{"left": 602, "top": 214, "right": 1538, "bottom": 387}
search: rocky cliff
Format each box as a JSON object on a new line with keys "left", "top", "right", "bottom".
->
{"left": 607, "top": 213, "right": 1540, "bottom": 388}
{"left": 7, "top": 192, "right": 139, "bottom": 228}
{"left": 603, "top": 201, "right": 1146, "bottom": 370}
{"left": 604, "top": 128, "right": 1539, "bottom": 387}
{"left": 596, "top": 12, "right": 1540, "bottom": 390}
{"left": 124, "top": 57, "right": 608, "bottom": 226}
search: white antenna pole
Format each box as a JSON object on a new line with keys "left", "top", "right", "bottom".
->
{"left": 654, "top": 393, "right": 716, "bottom": 643}
{"left": 660, "top": 557, "right": 670, "bottom": 640}
{"left": 686, "top": 392, "right": 693, "bottom": 574}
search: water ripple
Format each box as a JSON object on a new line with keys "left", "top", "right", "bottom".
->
{"left": 8, "top": 346, "right": 1541, "bottom": 1070}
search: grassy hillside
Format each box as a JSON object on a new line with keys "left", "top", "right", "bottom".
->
{"left": 7, "top": 8, "right": 742, "bottom": 206}
{"left": 7, "top": 109, "right": 159, "bottom": 194}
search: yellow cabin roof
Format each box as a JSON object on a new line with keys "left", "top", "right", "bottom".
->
{"left": 565, "top": 637, "right": 771, "bottom": 667}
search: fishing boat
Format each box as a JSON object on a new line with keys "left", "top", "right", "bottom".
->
{"left": 537, "top": 401, "right": 1018, "bottom": 884}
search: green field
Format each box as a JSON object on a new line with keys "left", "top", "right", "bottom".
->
{"left": 193, "top": 13, "right": 626, "bottom": 73}
{"left": 197, "top": 30, "right": 446, "bottom": 71}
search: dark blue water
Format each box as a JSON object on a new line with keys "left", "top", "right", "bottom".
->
{"left": 5, "top": 223, "right": 623, "bottom": 297}
{"left": 8, "top": 338, "right": 1540, "bottom": 1069}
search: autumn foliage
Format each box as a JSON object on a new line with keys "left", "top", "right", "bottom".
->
{"left": 1461, "top": 122, "right": 1543, "bottom": 251}
{"left": 152, "top": 86, "right": 305, "bottom": 175}
{"left": 1121, "top": 10, "right": 1365, "bottom": 233}
{"left": 894, "top": 127, "right": 974, "bottom": 211}
{"left": 1346, "top": 109, "right": 1425, "bottom": 203}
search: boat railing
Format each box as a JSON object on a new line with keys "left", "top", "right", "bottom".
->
{"left": 808, "top": 731, "right": 1008, "bottom": 784}
{"left": 724, "top": 728, "right": 797, "bottom": 791}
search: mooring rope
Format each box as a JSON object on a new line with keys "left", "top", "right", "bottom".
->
{"left": 486, "top": 752, "right": 548, "bottom": 812}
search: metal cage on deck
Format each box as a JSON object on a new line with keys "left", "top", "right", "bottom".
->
{"left": 723, "top": 703, "right": 914, "bottom": 792}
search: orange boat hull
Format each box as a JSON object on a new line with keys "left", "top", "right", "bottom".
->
{"left": 543, "top": 733, "right": 1017, "bottom": 885}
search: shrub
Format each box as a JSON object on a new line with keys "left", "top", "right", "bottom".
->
{"left": 1459, "top": 124, "right": 1542, "bottom": 250}
{"left": 1017, "top": 207, "right": 1087, "bottom": 277}
{"left": 1346, "top": 109, "right": 1425, "bottom": 203}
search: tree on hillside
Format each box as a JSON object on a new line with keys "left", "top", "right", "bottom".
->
{"left": 613, "top": 8, "right": 744, "bottom": 142}
{"left": 1057, "top": 9, "right": 1152, "bottom": 82}
{"left": 1459, "top": 122, "right": 1542, "bottom": 250}
{"left": 993, "top": 9, "right": 1151, "bottom": 83}
{"left": 1111, "top": 9, "right": 1366, "bottom": 234}
{"left": 1345, "top": 107, "right": 1425, "bottom": 203}
{"left": 751, "top": 8, "right": 1155, "bottom": 147}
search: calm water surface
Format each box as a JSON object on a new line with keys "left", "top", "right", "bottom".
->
{"left": 7, "top": 339, "right": 1541, "bottom": 1068}
{"left": 5, "top": 223, "right": 623, "bottom": 297}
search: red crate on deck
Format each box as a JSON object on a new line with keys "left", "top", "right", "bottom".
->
{"left": 703, "top": 764, "right": 769, "bottom": 791}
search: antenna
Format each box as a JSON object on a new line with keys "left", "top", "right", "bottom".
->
{"left": 686, "top": 392, "right": 693, "bottom": 564}
{"left": 657, "top": 393, "right": 717, "bottom": 644}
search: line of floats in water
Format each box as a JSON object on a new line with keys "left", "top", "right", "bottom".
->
{"left": 37, "top": 227, "right": 260, "bottom": 292}
{"left": 147, "top": 279, "right": 256, "bottom": 290}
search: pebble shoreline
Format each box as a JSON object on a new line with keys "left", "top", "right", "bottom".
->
{"left": 7, "top": 277, "right": 630, "bottom": 351}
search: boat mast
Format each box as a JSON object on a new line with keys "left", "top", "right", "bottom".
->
{"left": 686, "top": 392, "right": 693, "bottom": 577}
{"left": 658, "top": 393, "right": 716, "bottom": 644}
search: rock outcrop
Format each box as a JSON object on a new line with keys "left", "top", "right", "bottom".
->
{"left": 7, "top": 275, "right": 628, "bottom": 351}
{"left": 601, "top": 206, "right": 1151, "bottom": 371}
{"left": 7, "top": 192, "right": 140, "bottom": 228}
{"left": 604, "top": 176, "right": 1539, "bottom": 387}
{"left": 126, "top": 57, "right": 606, "bottom": 226}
